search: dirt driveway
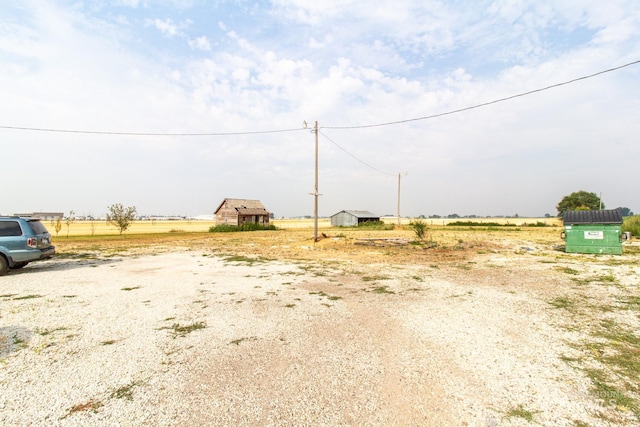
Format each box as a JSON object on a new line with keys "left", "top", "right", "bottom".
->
{"left": 1, "top": 233, "right": 638, "bottom": 426}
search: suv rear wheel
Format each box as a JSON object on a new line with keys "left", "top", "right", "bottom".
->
{"left": 0, "top": 255, "right": 8, "bottom": 276}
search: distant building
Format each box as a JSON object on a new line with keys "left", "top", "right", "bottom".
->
{"left": 331, "top": 210, "right": 380, "bottom": 227}
{"left": 11, "top": 212, "right": 64, "bottom": 221}
{"left": 214, "top": 198, "right": 270, "bottom": 226}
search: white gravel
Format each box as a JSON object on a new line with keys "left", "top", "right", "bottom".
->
{"left": 0, "top": 250, "right": 635, "bottom": 426}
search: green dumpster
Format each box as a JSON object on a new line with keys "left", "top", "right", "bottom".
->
{"left": 561, "top": 209, "right": 624, "bottom": 255}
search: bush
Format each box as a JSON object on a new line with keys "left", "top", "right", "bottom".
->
{"left": 208, "top": 223, "right": 276, "bottom": 233}
{"left": 358, "top": 220, "right": 394, "bottom": 230}
{"left": 408, "top": 219, "right": 428, "bottom": 240}
{"left": 622, "top": 215, "right": 640, "bottom": 237}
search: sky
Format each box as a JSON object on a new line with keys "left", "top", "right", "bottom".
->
{"left": 1, "top": 0, "right": 639, "bottom": 219}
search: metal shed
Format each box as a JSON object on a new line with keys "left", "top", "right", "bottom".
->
{"left": 562, "top": 209, "right": 624, "bottom": 255}
{"left": 330, "top": 210, "right": 380, "bottom": 227}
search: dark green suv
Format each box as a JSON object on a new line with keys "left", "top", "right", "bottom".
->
{"left": 0, "top": 217, "right": 55, "bottom": 275}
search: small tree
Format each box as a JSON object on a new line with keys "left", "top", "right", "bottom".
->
{"left": 106, "top": 203, "right": 137, "bottom": 235}
{"left": 65, "top": 210, "right": 75, "bottom": 238}
{"left": 54, "top": 218, "right": 62, "bottom": 236}
{"left": 556, "top": 191, "right": 603, "bottom": 216}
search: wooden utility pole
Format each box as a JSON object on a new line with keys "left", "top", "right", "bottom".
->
{"left": 313, "top": 121, "right": 319, "bottom": 242}
{"left": 397, "top": 172, "right": 406, "bottom": 227}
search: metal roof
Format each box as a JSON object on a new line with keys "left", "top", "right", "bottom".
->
{"left": 562, "top": 209, "right": 623, "bottom": 225}
{"left": 333, "top": 210, "right": 379, "bottom": 218}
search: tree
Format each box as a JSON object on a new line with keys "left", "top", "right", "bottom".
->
{"left": 106, "top": 203, "right": 137, "bottom": 235}
{"left": 617, "top": 207, "right": 634, "bottom": 217}
{"left": 556, "top": 191, "right": 603, "bottom": 216}
{"left": 65, "top": 210, "right": 75, "bottom": 238}
{"left": 54, "top": 218, "right": 62, "bottom": 236}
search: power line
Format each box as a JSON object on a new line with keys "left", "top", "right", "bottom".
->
{"left": 319, "top": 130, "right": 396, "bottom": 176}
{"left": 323, "top": 59, "right": 640, "bottom": 130}
{"left": 1, "top": 60, "right": 638, "bottom": 136}
{"left": 0, "top": 125, "right": 306, "bottom": 136}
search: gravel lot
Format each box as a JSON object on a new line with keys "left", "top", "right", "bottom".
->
{"left": 1, "top": 241, "right": 638, "bottom": 426}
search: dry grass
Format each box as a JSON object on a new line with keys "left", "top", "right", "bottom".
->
{"left": 49, "top": 217, "right": 561, "bottom": 237}
{"left": 52, "top": 219, "right": 565, "bottom": 268}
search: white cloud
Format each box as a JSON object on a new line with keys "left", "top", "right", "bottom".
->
{"left": 1, "top": 1, "right": 639, "bottom": 217}
{"left": 145, "top": 18, "right": 193, "bottom": 37}
{"left": 189, "top": 35, "right": 211, "bottom": 51}
{"left": 147, "top": 18, "right": 180, "bottom": 36}
{"left": 115, "top": 0, "right": 142, "bottom": 7}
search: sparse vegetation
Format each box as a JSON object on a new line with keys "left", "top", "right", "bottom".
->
{"left": 622, "top": 215, "right": 640, "bottom": 236}
{"left": 13, "top": 294, "right": 43, "bottom": 300}
{"left": 209, "top": 223, "right": 276, "bottom": 232}
{"left": 548, "top": 296, "right": 575, "bottom": 310}
{"left": 408, "top": 219, "right": 428, "bottom": 240}
{"left": 370, "top": 286, "right": 395, "bottom": 294}
{"left": 162, "top": 321, "right": 206, "bottom": 338}
{"left": 504, "top": 404, "right": 539, "bottom": 422}
{"left": 63, "top": 399, "right": 104, "bottom": 418}
{"left": 110, "top": 381, "right": 140, "bottom": 400}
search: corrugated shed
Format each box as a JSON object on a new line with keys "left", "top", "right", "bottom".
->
{"left": 563, "top": 209, "right": 623, "bottom": 225}
{"left": 343, "top": 210, "right": 378, "bottom": 218}
{"left": 330, "top": 210, "right": 380, "bottom": 227}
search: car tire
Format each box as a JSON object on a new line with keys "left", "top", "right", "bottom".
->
{"left": 13, "top": 262, "right": 29, "bottom": 269}
{"left": 0, "top": 255, "right": 8, "bottom": 276}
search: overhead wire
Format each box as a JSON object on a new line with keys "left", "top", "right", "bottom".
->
{"left": 0, "top": 125, "right": 305, "bottom": 136}
{"left": 0, "top": 59, "right": 637, "bottom": 137}
{"left": 323, "top": 59, "right": 640, "bottom": 129}
{"left": 318, "top": 130, "right": 396, "bottom": 176}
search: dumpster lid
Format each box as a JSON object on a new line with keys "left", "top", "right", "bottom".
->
{"left": 563, "top": 209, "right": 623, "bottom": 225}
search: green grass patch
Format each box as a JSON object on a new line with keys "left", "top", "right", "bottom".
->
{"left": 370, "top": 286, "right": 395, "bottom": 294}
{"left": 556, "top": 266, "right": 580, "bottom": 275}
{"left": 548, "top": 296, "right": 575, "bottom": 310}
{"left": 222, "top": 254, "right": 266, "bottom": 265}
{"left": 162, "top": 321, "right": 206, "bottom": 338}
{"left": 361, "top": 275, "right": 391, "bottom": 282}
{"left": 584, "top": 368, "right": 638, "bottom": 415}
{"left": 13, "top": 294, "right": 43, "bottom": 300}
{"left": 110, "top": 381, "right": 140, "bottom": 400}
{"left": 503, "top": 404, "right": 539, "bottom": 422}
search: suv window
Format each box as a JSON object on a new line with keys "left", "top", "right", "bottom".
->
{"left": 27, "top": 220, "right": 48, "bottom": 234}
{"left": 0, "top": 221, "right": 23, "bottom": 237}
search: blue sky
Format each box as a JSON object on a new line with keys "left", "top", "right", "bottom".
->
{"left": 1, "top": 0, "right": 639, "bottom": 218}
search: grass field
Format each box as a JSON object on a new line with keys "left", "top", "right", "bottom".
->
{"left": 50, "top": 217, "right": 562, "bottom": 237}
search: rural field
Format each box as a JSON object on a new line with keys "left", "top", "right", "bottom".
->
{"left": 1, "top": 219, "right": 639, "bottom": 426}
{"left": 47, "top": 216, "right": 562, "bottom": 237}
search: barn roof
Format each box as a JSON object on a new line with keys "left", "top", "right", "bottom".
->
{"left": 215, "top": 198, "right": 269, "bottom": 215}
{"left": 332, "top": 210, "right": 379, "bottom": 218}
{"left": 563, "top": 209, "right": 623, "bottom": 225}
